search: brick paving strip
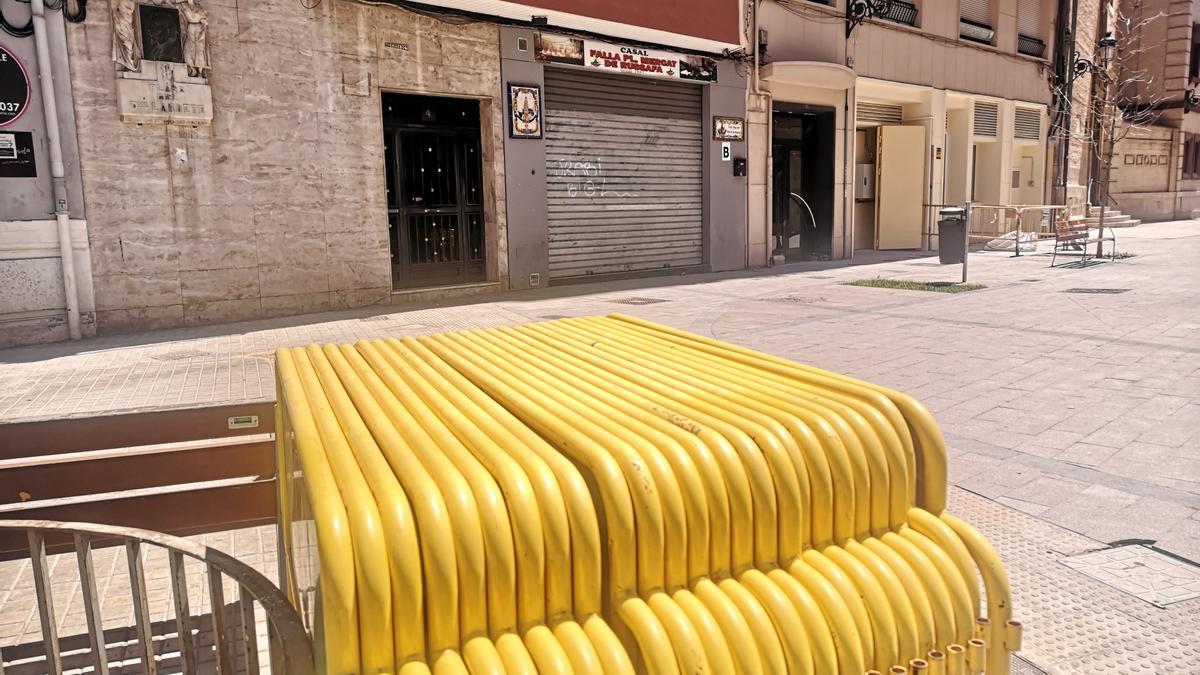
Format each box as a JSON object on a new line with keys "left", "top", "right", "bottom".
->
{"left": 1, "top": 221, "right": 1197, "bottom": 672}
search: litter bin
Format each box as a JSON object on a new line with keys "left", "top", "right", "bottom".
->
{"left": 938, "top": 207, "right": 967, "bottom": 264}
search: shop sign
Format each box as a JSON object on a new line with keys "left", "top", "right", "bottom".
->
{"left": 713, "top": 116, "right": 744, "bottom": 141}
{"left": 0, "top": 45, "right": 32, "bottom": 128}
{"left": 536, "top": 33, "right": 717, "bottom": 83}
{"left": 0, "top": 131, "right": 36, "bottom": 177}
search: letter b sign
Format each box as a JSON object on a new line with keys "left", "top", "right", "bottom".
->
{"left": 721, "top": 142, "right": 731, "bottom": 161}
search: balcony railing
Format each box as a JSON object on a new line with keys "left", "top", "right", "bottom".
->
{"left": 880, "top": 0, "right": 919, "bottom": 27}
{"left": 1018, "top": 34, "right": 1046, "bottom": 58}
{"left": 960, "top": 17, "right": 995, "bottom": 44}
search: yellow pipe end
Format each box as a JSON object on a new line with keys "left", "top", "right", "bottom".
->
{"left": 1005, "top": 620, "right": 1023, "bottom": 652}
{"left": 910, "top": 658, "right": 929, "bottom": 673}
{"left": 973, "top": 617, "right": 990, "bottom": 642}
{"left": 944, "top": 644, "right": 965, "bottom": 675}
{"left": 927, "top": 649, "right": 946, "bottom": 675}
{"left": 965, "top": 639, "right": 986, "bottom": 675}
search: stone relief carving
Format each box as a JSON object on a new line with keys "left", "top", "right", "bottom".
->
{"left": 110, "top": 0, "right": 141, "bottom": 71}
{"left": 177, "top": 0, "right": 210, "bottom": 78}
{"left": 109, "top": 0, "right": 210, "bottom": 78}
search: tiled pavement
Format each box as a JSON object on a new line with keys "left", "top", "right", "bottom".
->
{"left": 1, "top": 221, "right": 1198, "bottom": 672}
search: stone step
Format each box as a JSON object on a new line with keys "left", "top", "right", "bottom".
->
{"left": 1086, "top": 215, "right": 1136, "bottom": 226}
{"left": 1087, "top": 206, "right": 1124, "bottom": 218}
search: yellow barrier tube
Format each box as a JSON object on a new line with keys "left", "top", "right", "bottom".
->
{"left": 716, "top": 577, "right": 788, "bottom": 673}
{"left": 859, "top": 535, "right": 940, "bottom": 653}
{"left": 313, "top": 346, "right": 432, "bottom": 668}
{"left": 927, "top": 650, "right": 946, "bottom": 675}
{"left": 349, "top": 341, "right": 483, "bottom": 648}
{"left": 384, "top": 340, "right": 523, "bottom": 641}
{"left": 806, "top": 542, "right": 902, "bottom": 662}
{"left": 474, "top": 327, "right": 727, "bottom": 584}
{"left": 568, "top": 317, "right": 839, "bottom": 549}
{"left": 846, "top": 540, "right": 925, "bottom": 660}
{"left": 549, "top": 319, "right": 815, "bottom": 557}
{"left": 760, "top": 569, "right": 839, "bottom": 675}
{"left": 525, "top": 321, "right": 807, "bottom": 563}
{"left": 447, "top": 329, "right": 698, "bottom": 591}
{"left": 289, "top": 348, "right": 394, "bottom": 673}
{"left": 944, "top": 514, "right": 1012, "bottom": 675}
{"left": 515, "top": 322, "right": 781, "bottom": 571}
{"left": 275, "top": 350, "right": 360, "bottom": 675}
{"left": 400, "top": 337, "right": 604, "bottom": 618}
{"left": 493, "top": 325, "right": 759, "bottom": 575}
{"left": 606, "top": 315, "right": 925, "bottom": 521}
{"left": 399, "top": 341, "right": 635, "bottom": 675}
{"left": 788, "top": 558, "right": 870, "bottom": 671}
{"left": 595, "top": 316, "right": 905, "bottom": 535}
{"left": 414, "top": 334, "right": 709, "bottom": 674}
{"left": 898, "top": 528, "right": 974, "bottom": 645}
{"left": 371, "top": 341, "right": 550, "bottom": 635}
{"left": 906, "top": 509, "right": 981, "bottom": 614}
{"left": 740, "top": 569, "right": 817, "bottom": 674}
{"left": 945, "top": 644, "right": 965, "bottom": 675}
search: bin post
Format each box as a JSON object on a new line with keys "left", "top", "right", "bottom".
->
{"left": 962, "top": 201, "right": 971, "bottom": 283}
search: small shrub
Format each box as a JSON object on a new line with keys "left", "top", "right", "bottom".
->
{"left": 845, "top": 278, "right": 987, "bottom": 293}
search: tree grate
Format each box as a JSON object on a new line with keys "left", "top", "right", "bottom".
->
{"left": 609, "top": 297, "right": 669, "bottom": 305}
{"left": 1012, "top": 655, "right": 1050, "bottom": 675}
{"left": 1063, "top": 288, "right": 1130, "bottom": 294}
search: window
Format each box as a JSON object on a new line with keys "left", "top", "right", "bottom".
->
{"left": 139, "top": 4, "right": 184, "bottom": 63}
{"left": 960, "top": 0, "right": 994, "bottom": 44}
{"left": 1017, "top": 0, "right": 1045, "bottom": 57}
{"left": 1190, "top": 24, "right": 1200, "bottom": 81}
{"left": 1184, "top": 135, "right": 1200, "bottom": 180}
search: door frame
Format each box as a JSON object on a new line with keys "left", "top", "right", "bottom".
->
{"left": 383, "top": 94, "right": 489, "bottom": 291}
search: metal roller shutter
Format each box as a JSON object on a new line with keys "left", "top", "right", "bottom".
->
{"left": 544, "top": 68, "right": 704, "bottom": 279}
{"left": 960, "top": 0, "right": 990, "bottom": 25}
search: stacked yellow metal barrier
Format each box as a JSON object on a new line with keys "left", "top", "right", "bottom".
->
{"left": 275, "top": 315, "right": 1020, "bottom": 675}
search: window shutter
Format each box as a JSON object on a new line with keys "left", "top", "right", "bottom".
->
{"left": 1018, "top": 0, "right": 1040, "bottom": 37}
{"left": 961, "top": 0, "right": 990, "bottom": 25}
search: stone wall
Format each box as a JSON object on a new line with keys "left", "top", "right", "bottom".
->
{"left": 66, "top": 0, "right": 505, "bottom": 333}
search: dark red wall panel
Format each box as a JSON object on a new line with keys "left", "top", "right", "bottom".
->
{"left": 527, "top": 0, "right": 741, "bottom": 45}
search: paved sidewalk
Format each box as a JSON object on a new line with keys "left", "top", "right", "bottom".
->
{"left": 1, "top": 220, "right": 1198, "bottom": 672}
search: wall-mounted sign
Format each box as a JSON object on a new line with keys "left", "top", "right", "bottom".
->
{"left": 713, "top": 115, "right": 744, "bottom": 141}
{"left": 536, "top": 33, "right": 717, "bottom": 83}
{"left": 0, "top": 45, "right": 32, "bottom": 128}
{"left": 508, "top": 83, "right": 543, "bottom": 139}
{"left": 0, "top": 131, "right": 36, "bottom": 177}
{"left": 721, "top": 142, "right": 731, "bottom": 161}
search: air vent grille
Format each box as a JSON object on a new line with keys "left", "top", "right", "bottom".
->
{"left": 857, "top": 102, "right": 903, "bottom": 125}
{"left": 973, "top": 101, "right": 999, "bottom": 137}
{"left": 1014, "top": 107, "right": 1041, "bottom": 140}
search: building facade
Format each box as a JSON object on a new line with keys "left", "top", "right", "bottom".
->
{"left": 0, "top": 0, "right": 94, "bottom": 346}
{"left": 1052, "top": 0, "right": 1200, "bottom": 224}
{"left": 0, "top": 0, "right": 746, "bottom": 344}
{"left": 747, "top": 0, "right": 1054, "bottom": 265}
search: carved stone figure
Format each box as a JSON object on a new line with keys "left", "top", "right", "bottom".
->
{"left": 110, "top": 0, "right": 141, "bottom": 71}
{"left": 176, "top": 0, "right": 210, "bottom": 78}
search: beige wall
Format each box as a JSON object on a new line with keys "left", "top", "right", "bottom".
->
{"left": 760, "top": 0, "right": 1052, "bottom": 104}
{"left": 67, "top": 0, "right": 507, "bottom": 334}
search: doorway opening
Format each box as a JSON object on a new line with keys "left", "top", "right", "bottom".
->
{"left": 383, "top": 93, "right": 486, "bottom": 290}
{"left": 772, "top": 103, "right": 836, "bottom": 262}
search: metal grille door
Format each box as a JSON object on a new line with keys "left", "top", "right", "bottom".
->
{"left": 544, "top": 69, "right": 704, "bottom": 279}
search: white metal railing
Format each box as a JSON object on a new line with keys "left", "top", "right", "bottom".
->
{"left": 0, "top": 520, "right": 313, "bottom": 675}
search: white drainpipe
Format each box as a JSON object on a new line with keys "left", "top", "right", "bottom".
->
{"left": 31, "top": 0, "right": 81, "bottom": 340}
